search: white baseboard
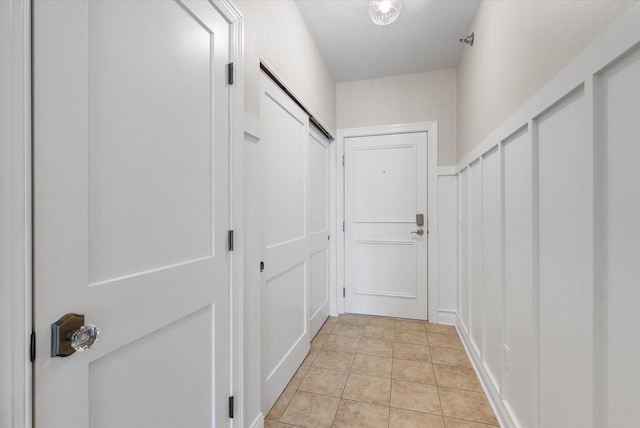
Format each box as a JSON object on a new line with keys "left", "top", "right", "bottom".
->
{"left": 330, "top": 304, "right": 339, "bottom": 317}
{"left": 455, "top": 316, "right": 516, "bottom": 428}
{"left": 248, "top": 412, "right": 264, "bottom": 428}
{"left": 437, "top": 310, "right": 457, "bottom": 325}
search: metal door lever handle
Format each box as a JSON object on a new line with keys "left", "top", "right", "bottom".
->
{"left": 411, "top": 229, "right": 424, "bottom": 236}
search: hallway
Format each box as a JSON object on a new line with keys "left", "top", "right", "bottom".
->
{"left": 266, "top": 314, "right": 497, "bottom": 427}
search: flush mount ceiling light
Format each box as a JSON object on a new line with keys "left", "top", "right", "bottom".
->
{"left": 368, "top": 0, "right": 402, "bottom": 26}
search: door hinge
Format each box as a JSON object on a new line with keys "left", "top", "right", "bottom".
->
{"left": 30, "top": 332, "right": 36, "bottom": 362}
{"left": 228, "top": 230, "right": 234, "bottom": 251}
{"left": 227, "top": 63, "right": 234, "bottom": 85}
{"left": 343, "top": 287, "right": 346, "bottom": 298}
{"left": 328, "top": 235, "right": 330, "bottom": 241}
{"left": 342, "top": 155, "right": 345, "bottom": 166}
{"left": 342, "top": 221, "right": 345, "bottom": 232}
{"left": 229, "top": 396, "right": 234, "bottom": 419}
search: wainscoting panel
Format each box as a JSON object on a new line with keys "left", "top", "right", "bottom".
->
{"left": 598, "top": 44, "right": 640, "bottom": 426}
{"left": 481, "top": 147, "right": 501, "bottom": 392}
{"left": 502, "top": 126, "right": 533, "bottom": 428}
{"left": 451, "top": 6, "right": 640, "bottom": 427}
{"left": 537, "top": 86, "right": 592, "bottom": 428}
{"left": 458, "top": 167, "right": 470, "bottom": 333}
{"left": 437, "top": 175, "right": 458, "bottom": 315}
{"left": 469, "top": 160, "right": 483, "bottom": 356}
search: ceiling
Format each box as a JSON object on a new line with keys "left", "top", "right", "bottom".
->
{"left": 294, "top": 0, "right": 481, "bottom": 83}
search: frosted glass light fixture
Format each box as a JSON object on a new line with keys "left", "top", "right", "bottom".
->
{"left": 368, "top": 0, "right": 402, "bottom": 26}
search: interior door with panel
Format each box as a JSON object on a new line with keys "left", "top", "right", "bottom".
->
{"left": 260, "top": 74, "right": 311, "bottom": 412}
{"left": 308, "top": 127, "right": 331, "bottom": 337}
{"left": 33, "top": 1, "right": 233, "bottom": 427}
{"left": 344, "top": 132, "right": 428, "bottom": 320}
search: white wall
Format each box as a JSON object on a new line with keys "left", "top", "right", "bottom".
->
{"left": 453, "top": 5, "right": 640, "bottom": 427}
{"left": 236, "top": 1, "right": 337, "bottom": 424}
{"left": 456, "top": 0, "right": 638, "bottom": 161}
{"left": 242, "top": 115, "right": 262, "bottom": 428}
{"left": 436, "top": 174, "right": 458, "bottom": 323}
{"left": 337, "top": 69, "right": 457, "bottom": 166}
{"left": 235, "top": 0, "right": 336, "bottom": 134}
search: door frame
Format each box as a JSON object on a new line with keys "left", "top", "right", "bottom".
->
{"left": 0, "top": 1, "right": 245, "bottom": 427}
{"left": 334, "top": 122, "right": 439, "bottom": 321}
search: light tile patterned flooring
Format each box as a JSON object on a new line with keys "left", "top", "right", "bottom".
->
{"left": 266, "top": 314, "right": 498, "bottom": 428}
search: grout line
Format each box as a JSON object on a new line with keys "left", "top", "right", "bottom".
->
{"left": 269, "top": 315, "right": 496, "bottom": 426}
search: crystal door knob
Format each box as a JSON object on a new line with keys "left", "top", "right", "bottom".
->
{"left": 69, "top": 324, "right": 100, "bottom": 352}
{"left": 51, "top": 313, "right": 100, "bottom": 357}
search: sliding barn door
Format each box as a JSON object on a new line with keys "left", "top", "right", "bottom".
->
{"left": 308, "top": 127, "right": 331, "bottom": 337}
{"left": 260, "top": 74, "right": 310, "bottom": 411}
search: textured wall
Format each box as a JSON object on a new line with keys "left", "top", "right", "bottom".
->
{"left": 236, "top": 0, "right": 337, "bottom": 134}
{"left": 456, "top": 0, "right": 637, "bottom": 161}
{"left": 337, "top": 69, "right": 457, "bottom": 166}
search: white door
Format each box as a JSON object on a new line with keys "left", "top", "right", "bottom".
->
{"left": 260, "top": 74, "right": 310, "bottom": 412}
{"left": 344, "top": 132, "right": 428, "bottom": 319}
{"left": 33, "top": 1, "right": 232, "bottom": 427}
{"left": 308, "top": 127, "right": 331, "bottom": 337}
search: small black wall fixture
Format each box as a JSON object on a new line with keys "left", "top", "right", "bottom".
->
{"left": 460, "top": 32, "right": 474, "bottom": 47}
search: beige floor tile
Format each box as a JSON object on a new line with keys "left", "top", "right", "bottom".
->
{"left": 357, "top": 338, "right": 394, "bottom": 358}
{"left": 438, "top": 387, "right": 498, "bottom": 425}
{"left": 287, "top": 366, "right": 309, "bottom": 389}
{"left": 323, "top": 334, "right": 361, "bottom": 353}
{"left": 326, "top": 316, "right": 339, "bottom": 324}
{"left": 264, "top": 421, "right": 299, "bottom": 428}
{"left": 279, "top": 391, "right": 340, "bottom": 428}
{"left": 266, "top": 388, "right": 296, "bottom": 420}
{"left": 395, "top": 319, "right": 427, "bottom": 331}
{"left": 300, "top": 347, "right": 320, "bottom": 369}
{"left": 312, "top": 349, "right": 355, "bottom": 372}
{"left": 351, "top": 353, "right": 392, "bottom": 378}
{"left": 394, "top": 342, "right": 431, "bottom": 362}
{"left": 333, "top": 399, "right": 390, "bottom": 428}
{"left": 425, "top": 323, "right": 458, "bottom": 335}
{"left": 430, "top": 347, "right": 471, "bottom": 368}
{"left": 339, "top": 314, "right": 370, "bottom": 325}
{"left": 444, "top": 417, "right": 499, "bottom": 427}
{"left": 311, "top": 333, "right": 329, "bottom": 349}
{"left": 428, "top": 332, "right": 464, "bottom": 349}
{"left": 433, "top": 364, "right": 482, "bottom": 392}
{"left": 394, "top": 329, "right": 429, "bottom": 345}
{"left": 391, "top": 380, "right": 441, "bottom": 414}
{"left": 342, "top": 373, "right": 392, "bottom": 406}
{"left": 390, "top": 408, "right": 445, "bottom": 428}
{"left": 392, "top": 359, "right": 436, "bottom": 384}
{"left": 331, "top": 323, "right": 364, "bottom": 339}
{"left": 363, "top": 325, "right": 395, "bottom": 341}
{"left": 367, "top": 316, "right": 397, "bottom": 329}
{"left": 298, "top": 367, "right": 348, "bottom": 397}
{"left": 318, "top": 322, "right": 336, "bottom": 336}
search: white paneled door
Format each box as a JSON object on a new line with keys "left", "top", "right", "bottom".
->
{"left": 260, "top": 74, "right": 310, "bottom": 412}
{"left": 33, "top": 1, "right": 232, "bottom": 427}
{"left": 308, "top": 127, "right": 331, "bottom": 337}
{"left": 345, "top": 132, "right": 428, "bottom": 319}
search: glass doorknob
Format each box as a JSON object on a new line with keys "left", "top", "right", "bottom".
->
{"left": 68, "top": 324, "right": 100, "bottom": 352}
{"left": 51, "top": 313, "right": 100, "bottom": 357}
